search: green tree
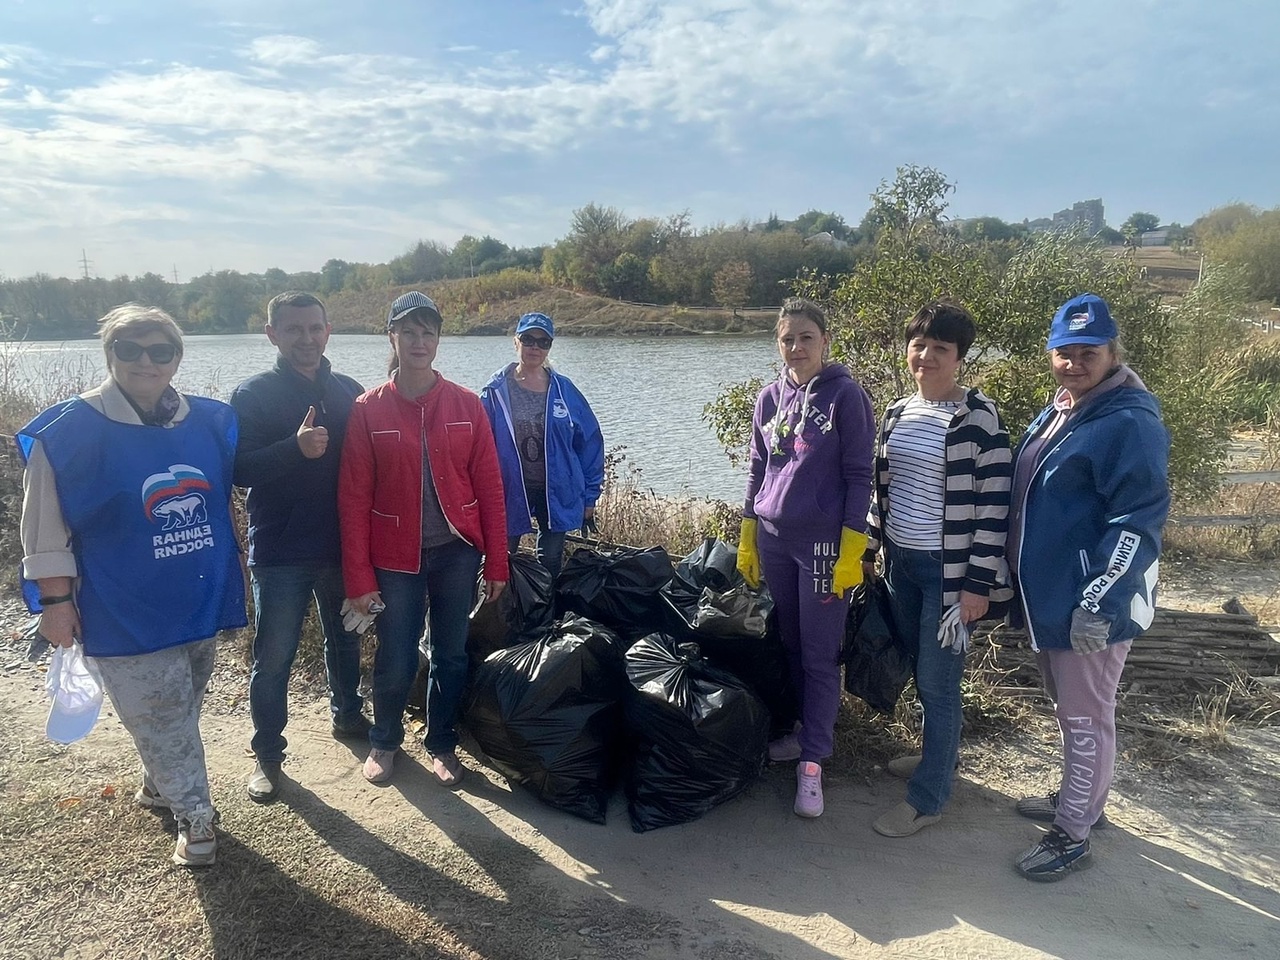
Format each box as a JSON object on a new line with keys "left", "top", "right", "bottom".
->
{"left": 1121, "top": 211, "right": 1161, "bottom": 240}
{"left": 705, "top": 165, "right": 1238, "bottom": 499}
{"left": 712, "top": 260, "right": 754, "bottom": 313}
{"left": 1198, "top": 207, "right": 1280, "bottom": 303}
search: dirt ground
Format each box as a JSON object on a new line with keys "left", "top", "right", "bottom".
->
{"left": 1, "top": 559, "right": 1278, "bottom": 960}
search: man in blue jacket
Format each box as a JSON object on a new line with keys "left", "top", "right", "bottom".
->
{"left": 231, "top": 292, "right": 366, "bottom": 802}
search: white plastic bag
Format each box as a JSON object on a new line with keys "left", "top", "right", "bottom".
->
{"left": 45, "top": 643, "right": 104, "bottom": 744}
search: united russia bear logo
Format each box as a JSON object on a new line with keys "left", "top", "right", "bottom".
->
{"left": 142, "top": 464, "right": 212, "bottom": 530}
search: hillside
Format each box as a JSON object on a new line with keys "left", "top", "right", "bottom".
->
{"left": 324, "top": 278, "right": 779, "bottom": 337}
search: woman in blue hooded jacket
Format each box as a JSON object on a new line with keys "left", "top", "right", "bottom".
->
{"left": 480, "top": 312, "right": 604, "bottom": 579}
{"left": 1007, "top": 293, "right": 1170, "bottom": 883}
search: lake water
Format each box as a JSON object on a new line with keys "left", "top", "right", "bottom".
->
{"left": 2, "top": 334, "right": 781, "bottom": 502}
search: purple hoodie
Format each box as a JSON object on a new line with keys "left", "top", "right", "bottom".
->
{"left": 743, "top": 362, "right": 876, "bottom": 541}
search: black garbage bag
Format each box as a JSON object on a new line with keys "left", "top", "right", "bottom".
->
{"left": 467, "top": 552, "right": 556, "bottom": 663}
{"left": 462, "top": 617, "right": 626, "bottom": 824}
{"left": 557, "top": 545, "right": 674, "bottom": 638}
{"left": 623, "top": 633, "right": 770, "bottom": 832}
{"left": 841, "top": 578, "right": 912, "bottom": 715}
{"left": 660, "top": 538, "right": 797, "bottom": 730}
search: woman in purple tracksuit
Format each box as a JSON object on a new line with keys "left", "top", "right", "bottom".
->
{"left": 737, "top": 298, "right": 876, "bottom": 819}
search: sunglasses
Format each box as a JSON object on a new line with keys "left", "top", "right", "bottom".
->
{"left": 112, "top": 340, "right": 178, "bottom": 364}
{"left": 518, "top": 334, "right": 553, "bottom": 350}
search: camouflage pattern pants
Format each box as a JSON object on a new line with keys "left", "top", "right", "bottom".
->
{"left": 92, "top": 638, "right": 217, "bottom": 824}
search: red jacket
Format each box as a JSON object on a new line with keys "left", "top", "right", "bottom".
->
{"left": 338, "top": 374, "right": 509, "bottom": 598}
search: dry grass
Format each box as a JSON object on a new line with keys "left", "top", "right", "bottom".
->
{"left": 590, "top": 446, "right": 740, "bottom": 558}
{"left": 1166, "top": 424, "right": 1280, "bottom": 561}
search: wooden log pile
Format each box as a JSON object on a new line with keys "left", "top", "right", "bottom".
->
{"left": 973, "top": 607, "right": 1280, "bottom": 692}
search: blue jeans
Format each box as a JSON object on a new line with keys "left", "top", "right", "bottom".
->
{"left": 371, "top": 540, "right": 481, "bottom": 753}
{"left": 249, "top": 564, "right": 365, "bottom": 763}
{"left": 508, "top": 488, "right": 568, "bottom": 580}
{"left": 884, "top": 539, "right": 964, "bottom": 816}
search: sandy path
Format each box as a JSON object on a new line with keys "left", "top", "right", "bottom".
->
{"left": 3, "top": 604, "right": 1278, "bottom": 960}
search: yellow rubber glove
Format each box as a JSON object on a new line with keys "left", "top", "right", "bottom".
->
{"left": 832, "top": 527, "right": 869, "bottom": 597}
{"left": 736, "top": 517, "right": 762, "bottom": 588}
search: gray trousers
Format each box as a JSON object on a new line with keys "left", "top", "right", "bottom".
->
{"left": 1038, "top": 639, "right": 1132, "bottom": 842}
{"left": 92, "top": 638, "right": 217, "bottom": 824}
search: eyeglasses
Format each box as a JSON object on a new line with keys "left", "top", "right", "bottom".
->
{"left": 518, "top": 334, "right": 553, "bottom": 350}
{"left": 112, "top": 340, "right": 178, "bottom": 364}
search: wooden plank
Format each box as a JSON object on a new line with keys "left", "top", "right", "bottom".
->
{"left": 1222, "top": 471, "right": 1280, "bottom": 484}
{"left": 1168, "top": 515, "right": 1280, "bottom": 527}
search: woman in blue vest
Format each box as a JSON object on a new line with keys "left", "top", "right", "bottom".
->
{"left": 18, "top": 304, "right": 246, "bottom": 868}
{"left": 480, "top": 312, "right": 604, "bottom": 579}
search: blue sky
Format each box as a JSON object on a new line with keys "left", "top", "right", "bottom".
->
{"left": 2, "top": 0, "right": 1277, "bottom": 280}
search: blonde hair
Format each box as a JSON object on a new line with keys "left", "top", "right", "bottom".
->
{"left": 98, "top": 304, "right": 184, "bottom": 370}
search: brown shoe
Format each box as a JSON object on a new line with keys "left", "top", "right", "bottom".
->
{"left": 429, "top": 751, "right": 465, "bottom": 788}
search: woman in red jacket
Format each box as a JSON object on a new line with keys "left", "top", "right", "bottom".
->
{"left": 339, "top": 291, "right": 508, "bottom": 787}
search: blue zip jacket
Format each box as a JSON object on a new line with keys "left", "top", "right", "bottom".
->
{"left": 230, "top": 356, "right": 363, "bottom": 566}
{"left": 1012, "top": 384, "right": 1170, "bottom": 650}
{"left": 480, "top": 363, "right": 604, "bottom": 536}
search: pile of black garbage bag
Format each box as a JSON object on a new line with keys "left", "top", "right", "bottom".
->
{"left": 460, "top": 538, "right": 784, "bottom": 831}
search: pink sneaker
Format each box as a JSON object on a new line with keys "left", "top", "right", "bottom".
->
{"left": 794, "top": 761, "right": 824, "bottom": 818}
{"left": 768, "top": 732, "right": 802, "bottom": 762}
{"left": 363, "top": 747, "right": 396, "bottom": 784}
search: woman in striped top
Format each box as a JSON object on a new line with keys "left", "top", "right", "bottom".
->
{"left": 863, "top": 301, "right": 1013, "bottom": 838}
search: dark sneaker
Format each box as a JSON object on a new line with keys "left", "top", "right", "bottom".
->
{"left": 1015, "top": 827, "right": 1092, "bottom": 882}
{"left": 246, "top": 760, "right": 282, "bottom": 803}
{"left": 332, "top": 712, "right": 373, "bottom": 740}
{"left": 1015, "top": 791, "right": 1110, "bottom": 829}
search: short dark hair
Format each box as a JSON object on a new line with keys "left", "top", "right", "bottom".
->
{"left": 267, "top": 291, "right": 327, "bottom": 326}
{"left": 777, "top": 297, "right": 827, "bottom": 335}
{"left": 904, "top": 301, "right": 977, "bottom": 359}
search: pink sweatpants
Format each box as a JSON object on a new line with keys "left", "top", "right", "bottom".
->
{"left": 1037, "top": 640, "right": 1132, "bottom": 842}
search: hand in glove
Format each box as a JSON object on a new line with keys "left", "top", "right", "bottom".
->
{"left": 938, "top": 603, "right": 970, "bottom": 655}
{"left": 831, "top": 527, "right": 869, "bottom": 598}
{"left": 736, "top": 518, "right": 762, "bottom": 588}
{"left": 1069, "top": 607, "right": 1111, "bottom": 654}
{"left": 341, "top": 598, "right": 384, "bottom": 635}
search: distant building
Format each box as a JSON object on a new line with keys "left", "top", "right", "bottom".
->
{"left": 1050, "top": 199, "right": 1105, "bottom": 236}
{"left": 804, "top": 231, "right": 848, "bottom": 249}
{"left": 1139, "top": 229, "right": 1170, "bottom": 247}
{"left": 1023, "top": 217, "right": 1054, "bottom": 234}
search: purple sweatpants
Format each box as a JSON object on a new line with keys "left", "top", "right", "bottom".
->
{"left": 758, "top": 528, "right": 847, "bottom": 763}
{"left": 1038, "top": 640, "right": 1132, "bottom": 842}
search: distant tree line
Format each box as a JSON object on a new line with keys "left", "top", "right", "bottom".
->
{"left": 3, "top": 188, "right": 1274, "bottom": 340}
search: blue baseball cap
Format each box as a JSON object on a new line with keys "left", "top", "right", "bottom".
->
{"left": 515, "top": 312, "right": 555, "bottom": 339}
{"left": 1047, "top": 293, "right": 1118, "bottom": 349}
{"left": 387, "top": 291, "right": 443, "bottom": 330}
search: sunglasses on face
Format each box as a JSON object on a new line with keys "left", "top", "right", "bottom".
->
{"left": 112, "top": 340, "right": 178, "bottom": 364}
{"left": 518, "top": 334, "right": 553, "bottom": 350}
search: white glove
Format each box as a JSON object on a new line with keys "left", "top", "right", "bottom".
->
{"left": 938, "top": 603, "right": 969, "bottom": 655}
{"left": 1070, "top": 607, "right": 1110, "bottom": 654}
{"left": 341, "top": 599, "right": 383, "bottom": 635}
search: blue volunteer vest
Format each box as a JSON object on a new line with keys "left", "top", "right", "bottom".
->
{"left": 17, "top": 396, "right": 247, "bottom": 657}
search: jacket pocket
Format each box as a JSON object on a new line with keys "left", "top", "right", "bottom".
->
{"left": 370, "top": 509, "right": 401, "bottom": 545}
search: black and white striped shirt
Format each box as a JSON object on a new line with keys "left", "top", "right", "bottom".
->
{"left": 884, "top": 395, "right": 958, "bottom": 549}
{"left": 865, "top": 389, "right": 1014, "bottom": 613}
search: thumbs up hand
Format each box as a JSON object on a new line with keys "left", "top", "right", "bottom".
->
{"left": 296, "top": 405, "right": 329, "bottom": 459}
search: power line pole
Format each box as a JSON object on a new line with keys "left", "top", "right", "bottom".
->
{"left": 79, "top": 249, "right": 92, "bottom": 280}
{"left": 172, "top": 264, "right": 179, "bottom": 284}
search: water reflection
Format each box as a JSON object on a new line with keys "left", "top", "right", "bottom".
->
{"left": 4, "top": 334, "right": 779, "bottom": 502}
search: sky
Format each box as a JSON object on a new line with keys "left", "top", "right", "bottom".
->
{"left": 1, "top": 0, "right": 1277, "bottom": 281}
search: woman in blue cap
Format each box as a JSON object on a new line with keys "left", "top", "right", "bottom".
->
{"left": 481, "top": 312, "right": 604, "bottom": 580}
{"left": 1007, "top": 293, "right": 1169, "bottom": 882}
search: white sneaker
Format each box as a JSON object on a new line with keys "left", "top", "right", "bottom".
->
{"left": 173, "top": 808, "right": 217, "bottom": 867}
